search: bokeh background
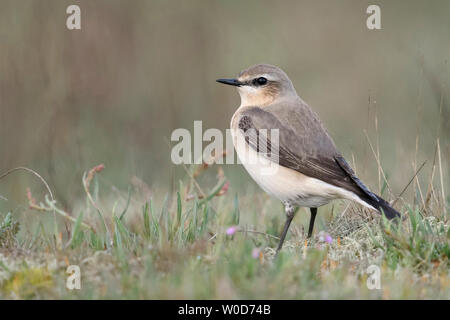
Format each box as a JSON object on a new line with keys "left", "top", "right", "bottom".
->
{"left": 0, "top": 0, "right": 448, "bottom": 212}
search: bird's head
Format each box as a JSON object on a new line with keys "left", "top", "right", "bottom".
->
{"left": 217, "top": 64, "right": 297, "bottom": 107}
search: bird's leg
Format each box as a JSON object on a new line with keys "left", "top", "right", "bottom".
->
{"left": 276, "top": 202, "right": 296, "bottom": 254}
{"left": 307, "top": 207, "right": 317, "bottom": 239}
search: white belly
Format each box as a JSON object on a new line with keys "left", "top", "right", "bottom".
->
{"left": 230, "top": 125, "right": 368, "bottom": 208}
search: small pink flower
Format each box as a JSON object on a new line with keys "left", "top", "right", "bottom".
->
{"left": 226, "top": 226, "right": 237, "bottom": 236}
{"left": 216, "top": 181, "right": 230, "bottom": 196}
{"left": 318, "top": 231, "right": 332, "bottom": 244}
{"left": 252, "top": 248, "right": 261, "bottom": 259}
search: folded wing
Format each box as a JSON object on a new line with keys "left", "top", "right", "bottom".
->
{"left": 237, "top": 105, "right": 379, "bottom": 204}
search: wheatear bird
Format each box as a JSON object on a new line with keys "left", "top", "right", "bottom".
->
{"left": 217, "top": 64, "right": 400, "bottom": 253}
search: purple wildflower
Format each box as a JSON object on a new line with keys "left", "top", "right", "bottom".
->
{"left": 252, "top": 248, "right": 261, "bottom": 259}
{"left": 226, "top": 226, "right": 237, "bottom": 236}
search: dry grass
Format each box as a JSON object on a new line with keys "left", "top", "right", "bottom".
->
{"left": 0, "top": 141, "right": 448, "bottom": 299}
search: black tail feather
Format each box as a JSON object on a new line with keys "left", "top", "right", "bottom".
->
{"left": 363, "top": 194, "right": 401, "bottom": 220}
{"left": 334, "top": 156, "right": 401, "bottom": 219}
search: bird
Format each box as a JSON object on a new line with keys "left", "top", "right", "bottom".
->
{"left": 216, "top": 64, "right": 401, "bottom": 253}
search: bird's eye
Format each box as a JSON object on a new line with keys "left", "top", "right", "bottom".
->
{"left": 253, "top": 77, "right": 268, "bottom": 86}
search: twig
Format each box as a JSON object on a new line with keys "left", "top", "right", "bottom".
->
{"left": 26, "top": 193, "right": 94, "bottom": 231}
{"left": 237, "top": 229, "right": 280, "bottom": 240}
{"left": 181, "top": 163, "right": 206, "bottom": 199}
{"left": 413, "top": 56, "right": 425, "bottom": 208}
{"left": 392, "top": 161, "right": 426, "bottom": 207}
{"left": 437, "top": 139, "right": 446, "bottom": 216}
{"left": 374, "top": 102, "right": 381, "bottom": 193}
{"left": 363, "top": 131, "right": 393, "bottom": 196}
{"left": 412, "top": 162, "right": 426, "bottom": 209}
{"left": 82, "top": 164, "right": 112, "bottom": 247}
{"left": 425, "top": 144, "right": 438, "bottom": 211}
{"left": 0, "top": 166, "right": 59, "bottom": 247}
{"left": 0, "top": 167, "right": 54, "bottom": 202}
{"left": 208, "top": 233, "right": 217, "bottom": 241}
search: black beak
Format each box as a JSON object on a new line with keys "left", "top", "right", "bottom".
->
{"left": 216, "top": 78, "right": 242, "bottom": 87}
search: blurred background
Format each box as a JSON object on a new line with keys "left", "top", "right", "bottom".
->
{"left": 0, "top": 0, "right": 448, "bottom": 212}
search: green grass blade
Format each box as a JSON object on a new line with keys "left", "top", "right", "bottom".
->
{"left": 69, "top": 210, "right": 85, "bottom": 248}
{"left": 119, "top": 185, "right": 132, "bottom": 220}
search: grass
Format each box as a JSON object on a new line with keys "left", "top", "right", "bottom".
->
{"left": 0, "top": 153, "right": 448, "bottom": 299}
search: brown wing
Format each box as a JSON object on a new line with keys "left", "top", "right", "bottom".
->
{"left": 237, "top": 105, "right": 378, "bottom": 202}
